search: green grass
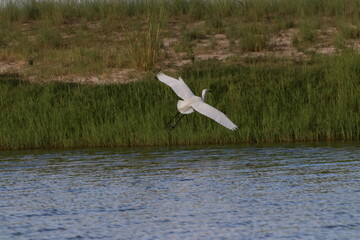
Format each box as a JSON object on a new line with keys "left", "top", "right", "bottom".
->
{"left": 1, "top": 0, "right": 359, "bottom": 28}
{"left": 239, "top": 23, "right": 272, "bottom": 52}
{"left": 1, "top": 51, "right": 359, "bottom": 150}
{"left": 293, "top": 19, "right": 319, "bottom": 47}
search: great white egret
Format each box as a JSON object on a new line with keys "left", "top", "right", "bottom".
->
{"left": 157, "top": 72, "right": 238, "bottom": 131}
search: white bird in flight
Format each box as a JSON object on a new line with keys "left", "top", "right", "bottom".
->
{"left": 157, "top": 72, "right": 238, "bottom": 131}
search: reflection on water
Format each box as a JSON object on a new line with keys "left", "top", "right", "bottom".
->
{"left": 1, "top": 143, "right": 360, "bottom": 239}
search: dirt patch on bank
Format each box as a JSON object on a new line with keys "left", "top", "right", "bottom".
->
{"left": 1, "top": 20, "right": 360, "bottom": 84}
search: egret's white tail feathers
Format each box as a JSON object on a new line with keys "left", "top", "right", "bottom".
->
{"left": 177, "top": 100, "right": 194, "bottom": 114}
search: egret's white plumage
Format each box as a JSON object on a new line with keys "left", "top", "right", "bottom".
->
{"left": 157, "top": 72, "right": 238, "bottom": 131}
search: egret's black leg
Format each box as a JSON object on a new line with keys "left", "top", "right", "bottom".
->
{"left": 166, "top": 112, "right": 180, "bottom": 127}
{"left": 171, "top": 114, "right": 185, "bottom": 129}
{"left": 166, "top": 112, "right": 181, "bottom": 130}
{"left": 165, "top": 112, "right": 186, "bottom": 131}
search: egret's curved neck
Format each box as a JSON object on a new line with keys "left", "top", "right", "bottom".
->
{"left": 201, "top": 89, "right": 209, "bottom": 101}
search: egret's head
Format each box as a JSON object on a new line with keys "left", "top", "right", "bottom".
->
{"left": 201, "top": 89, "right": 212, "bottom": 101}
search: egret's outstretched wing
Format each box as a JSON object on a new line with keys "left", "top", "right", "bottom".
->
{"left": 157, "top": 72, "right": 194, "bottom": 100}
{"left": 192, "top": 102, "right": 238, "bottom": 130}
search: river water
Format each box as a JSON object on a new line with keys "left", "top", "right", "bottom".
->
{"left": 1, "top": 143, "right": 359, "bottom": 240}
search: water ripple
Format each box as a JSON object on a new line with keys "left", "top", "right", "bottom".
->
{"left": 0, "top": 143, "right": 359, "bottom": 239}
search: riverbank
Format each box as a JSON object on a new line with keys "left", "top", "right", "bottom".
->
{"left": 1, "top": 0, "right": 360, "bottom": 83}
{"left": 1, "top": 52, "right": 359, "bottom": 149}
{"left": 1, "top": 0, "right": 359, "bottom": 149}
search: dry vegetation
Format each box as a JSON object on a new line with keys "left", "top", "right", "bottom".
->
{"left": 1, "top": 0, "right": 360, "bottom": 84}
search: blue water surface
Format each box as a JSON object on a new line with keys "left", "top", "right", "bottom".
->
{"left": 1, "top": 143, "right": 360, "bottom": 239}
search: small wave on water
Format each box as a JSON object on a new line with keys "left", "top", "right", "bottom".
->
{"left": 0, "top": 143, "right": 359, "bottom": 239}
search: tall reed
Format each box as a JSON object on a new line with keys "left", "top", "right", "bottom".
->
{"left": 1, "top": 51, "right": 359, "bottom": 149}
{"left": 126, "top": 19, "right": 162, "bottom": 71}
